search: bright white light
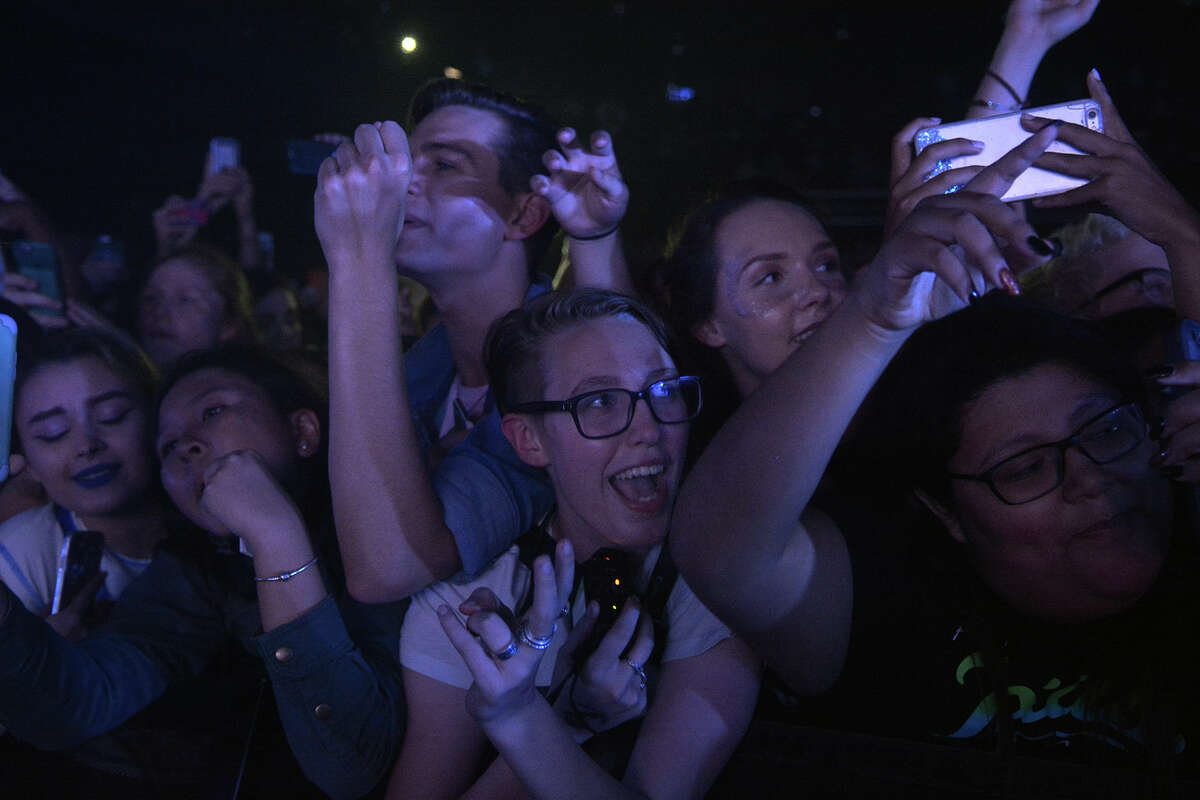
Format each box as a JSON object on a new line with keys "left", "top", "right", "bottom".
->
{"left": 398, "top": 36, "right": 417, "bottom": 54}
{"left": 443, "top": 66, "right": 463, "bottom": 79}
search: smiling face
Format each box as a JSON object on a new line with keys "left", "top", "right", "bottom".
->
{"left": 139, "top": 257, "right": 235, "bottom": 367}
{"left": 944, "top": 363, "right": 1171, "bottom": 623}
{"left": 395, "top": 105, "right": 523, "bottom": 279}
{"left": 18, "top": 356, "right": 154, "bottom": 519}
{"left": 695, "top": 199, "right": 848, "bottom": 397}
{"left": 156, "top": 368, "right": 305, "bottom": 534}
{"left": 512, "top": 316, "right": 689, "bottom": 559}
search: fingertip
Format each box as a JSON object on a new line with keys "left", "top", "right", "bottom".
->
{"left": 437, "top": 604, "right": 452, "bottom": 617}
{"left": 1088, "top": 67, "right": 1102, "bottom": 84}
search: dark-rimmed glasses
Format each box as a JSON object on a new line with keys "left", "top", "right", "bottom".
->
{"left": 509, "top": 376, "right": 702, "bottom": 439}
{"left": 948, "top": 403, "right": 1147, "bottom": 505}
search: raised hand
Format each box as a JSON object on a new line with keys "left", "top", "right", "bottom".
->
{"left": 855, "top": 121, "right": 1061, "bottom": 333}
{"left": 43, "top": 570, "right": 105, "bottom": 642}
{"left": 1024, "top": 70, "right": 1200, "bottom": 249}
{"left": 1153, "top": 361, "right": 1200, "bottom": 483}
{"left": 197, "top": 166, "right": 252, "bottom": 215}
{"left": 531, "top": 128, "right": 628, "bottom": 239}
{"left": 555, "top": 596, "right": 653, "bottom": 734}
{"left": 152, "top": 194, "right": 203, "bottom": 257}
{"left": 885, "top": 117, "right": 986, "bottom": 236}
{"left": 314, "top": 121, "right": 412, "bottom": 271}
{"left": 1002, "top": 0, "right": 1101, "bottom": 53}
{"left": 3, "top": 272, "right": 67, "bottom": 329}
{"left": 438, "top": 539, "right": 575, "bottom": 725}
{"left": 196, "top": 449, "right": 306, "bottom": 544}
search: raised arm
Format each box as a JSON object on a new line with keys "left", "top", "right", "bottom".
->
{"left": 670, "top": 124, "right": 1062, "bottom": 695}
{"left": 967, "top": 0, "right": 1100, "bottom": 119}
{"left": 1027, "top": 70, "right": 1200, "bottom": 321}
{"left": 532, "top": 127, "right": 634, "bottom": 293}
{"left": 315, "top": 121, "right": 462, "bottom": 601}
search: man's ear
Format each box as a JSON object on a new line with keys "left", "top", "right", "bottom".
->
{"left": 504, "top": 192, "right": 551, "bottom": 242}
{"left": 501, "top": 413, "right": 549, "bottom": 468}
{"left": 691, "top": 317, "right": 727, "bottom": 349}
{"left": 913, "top": 489, "right": 966, "bottom": 544}
{"left": 289, "top": 409, "right": 322, "bottom": 459}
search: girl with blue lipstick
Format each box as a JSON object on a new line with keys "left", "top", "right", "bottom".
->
{"left": 0, "top": 328, "right": 166, "bottom": 632}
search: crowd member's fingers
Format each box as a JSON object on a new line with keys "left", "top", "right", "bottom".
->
{"left": 965, "top": 118, "right": 1061, "bottom": 198}
{"left": 588, "top": 597, "right": 642, "bottom": 665}
{"left": 622, "top": 611, "right": 655, "bottom": 672}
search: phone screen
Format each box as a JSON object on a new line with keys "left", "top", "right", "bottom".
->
{"left": 0, "top": 315, "right": 14, "bottom": 482}
{"left": 9, "top": 241, "right": 64, "bottom": 317}
{"left": 52, "top": 530, "right": 104, "bottom": 614}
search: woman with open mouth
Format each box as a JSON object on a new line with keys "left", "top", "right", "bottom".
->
{"left": 390, "top": 289, "right": 759, "bottom": 799}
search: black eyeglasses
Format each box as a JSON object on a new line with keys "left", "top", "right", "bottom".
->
{"left": 948, "top": 403, "right": 1147, "bottom": 505}
{"left": 509, "top": 376, "right": 702, "bottom": 439}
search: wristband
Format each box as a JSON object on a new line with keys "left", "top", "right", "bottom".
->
{"left": 255, "top": 555, "right": 318, "bottom": 583}
{"left": 567, "top": 225, "right": 619, "bottom": 242}
{"left": 971, "top": 98, "right": 1022, "bottom": 112}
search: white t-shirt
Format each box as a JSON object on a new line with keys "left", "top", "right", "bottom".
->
{"left": 401, "top": 542, "right": 732, "bottom": 690}
{"left": 0, "top": 504, "right": 152, "bottom": 614}
{"left": 436, "top": 376, "right": 491, "bottom": 439}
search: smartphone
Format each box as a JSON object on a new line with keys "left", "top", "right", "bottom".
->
{"left": 0, "top": 315, "right": 15, "bottom": 482}
{"left": 9, "top": 241, "right": 63, "bottom": 318}
{"left": 52, "top": 530, "right": 104, "bottom": 614}
{"left": 208, "top": 137, "right": 241, "bottom": 176}
{"left": 287, "top": 139, "right": 337, "bottom": 176}
{"left": 913, "top": 99, "right": 1104, "bottom": 203}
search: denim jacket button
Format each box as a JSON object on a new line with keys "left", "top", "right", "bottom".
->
{"left": 314, "top": 703, "right": 333, "bottom": 720}
{"left": 274, "top": 646, "right": 294, "bottom": 663}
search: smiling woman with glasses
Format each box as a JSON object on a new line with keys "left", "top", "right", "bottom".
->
{"left": 388, "top": 288, "right": 757, "bottom": 799}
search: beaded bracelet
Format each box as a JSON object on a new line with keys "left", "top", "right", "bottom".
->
{"left": 255, "top": 555, "right": 318, "bottom": 583}
{"left": 986, "top": 69, "right": 1025, "bottom": 107}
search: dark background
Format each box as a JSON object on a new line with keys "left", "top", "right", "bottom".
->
{"left": 3, "top": 0, "right": 1197, "bottom": 278}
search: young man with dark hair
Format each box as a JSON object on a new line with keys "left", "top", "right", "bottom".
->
{"left": 315, "top": 79, "right": 632, "bottom": 602}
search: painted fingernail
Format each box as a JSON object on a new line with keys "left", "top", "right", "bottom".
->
{"left": 1089, "top": 68, "right": 1102, "bottom": 83}
{"left": 1161, "top": 465, "right": 1184, "bottom": 479}
{"left": 968, "top": 290, "right": 982, "bottom": 305}
{"left": 999, "top": 269, "right": 1020, "bottom": 296}
{"left": 1026, "top": 236, "right": 1054, "bottom": 256}
{"left": 1145, "top": 364, "right": 1175, "bottom": 378}
{"left": 970, "top": 140, "right": 985, "bottom": 151}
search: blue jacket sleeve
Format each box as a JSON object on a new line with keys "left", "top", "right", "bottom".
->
{"left": 255, "top": 594, "right": 406, "bottom": 800}
{"left": 0, "top": 551, "right": 227, "bottom": 749}
{"left": 435, "top": 409, "right": 555, "bottom": 577}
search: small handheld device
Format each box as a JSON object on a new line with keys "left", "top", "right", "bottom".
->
{"left": 9, "top": 241, "right": 63, "bottom": 317}
{"left": 575, "top": 549, "right": 635, "bottom": 661}
{"left": 207, "top": 137, "right": 241, "bottom": 176}
{"left": 52, "top": 530, "right": 104, "bottom": 614}
{"left": 913, "top": 99, "right": 1103, "bottom": 203}
{"left": 287, "top": 139, "right": 338, "bottom": 176}
{"left": 0, "top": 315, "right": 16, "bottom": 482}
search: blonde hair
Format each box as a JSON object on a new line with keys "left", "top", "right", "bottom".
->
{"left": 1020, "top": 214, "right": 1134, "bottom": 314}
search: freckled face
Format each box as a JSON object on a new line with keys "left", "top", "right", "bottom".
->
{"left": 395, "top": 105, "right": 519, "bottom": 278}
{"left": 700, "top": 200, "right": 848, "bottom": 396}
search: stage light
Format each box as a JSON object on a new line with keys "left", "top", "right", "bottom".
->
{"left": 398, "top": 36, "right": 417, "bottom": 54}
{"left": 444, "top": 66, "right": 463, "bottom": 79}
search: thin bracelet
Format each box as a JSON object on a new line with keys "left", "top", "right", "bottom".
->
{"left": 568, "top": 225, "right": 619, "bottom": 242}
{"left": 986, "top": 70, "right": 1025, "bottom": 107}
{"left": 255, "top": 556, "right": 318, "bottom": 583}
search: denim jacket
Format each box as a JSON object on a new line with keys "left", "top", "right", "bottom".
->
{"left": 404, "top": 276, "right": 556, "bottom": 577}
{"left": 0, "top": 533, "right": 405, "bottom": 800}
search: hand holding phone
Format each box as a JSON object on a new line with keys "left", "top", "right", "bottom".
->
{"left": 207, "top": 137, "right": 241, "bottom": 176}
{"left": 913, "top": 99, "right": 1103, "bottom": 203}
{"left": 52, "top": 530, "right": 105, "bottom": 615}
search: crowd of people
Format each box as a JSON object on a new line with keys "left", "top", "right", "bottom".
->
{"left": 3, "top": 1, "right": 1200, "bottom": 797}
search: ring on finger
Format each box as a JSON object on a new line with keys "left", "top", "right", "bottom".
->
{"left": 623, "top": 657, "right": 648, "bottom": 690}
{"left": 491, "top": 637, "right": 519, "bottom": 661}
{"left": 517, "top": 619, "right": 556, "bottom": 650}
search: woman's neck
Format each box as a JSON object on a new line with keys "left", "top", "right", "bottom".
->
{"left": 549, "top": 511, "right": 656, "bottom": 565}
{"left": 77, "top": 498, "right": 168, "bottom": 560}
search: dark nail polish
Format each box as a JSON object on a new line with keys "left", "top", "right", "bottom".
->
{"left": 968, "top": 290, "right": 982, "bottom": 305}
{"left": 1145, "top": 364, "right": 1175, "bottom": 378}
{"left": 1047, "top": 237, "right": 1064, "bottom": 258}
{"left": 1026, "top": 236, "right": 1054, "bottom": 256}
{"left": 1161, "top": 465, "right": 1184, "bottom": 479}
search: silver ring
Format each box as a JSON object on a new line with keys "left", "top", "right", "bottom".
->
{"left": 559, "top": 602, "right": 570, "bottom": 618}
{"left": 623, "top": 657, "right": 647, "bottom": 690}
{"left": 492, "top": 637, "right": 519, "bottom": 661}
{"left": 516, "top": 619, "right": 556, "bottom": 650}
